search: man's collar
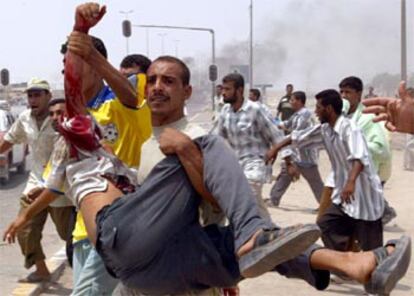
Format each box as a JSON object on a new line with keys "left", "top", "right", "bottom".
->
{"left": 239, "top": 98, "right": 251, "bottom": 112}
{"left": 333, "top": 115, "right": 345, "bottom": 134}
{"left": 86, "top": 86, "right": 113, "bottom": 109}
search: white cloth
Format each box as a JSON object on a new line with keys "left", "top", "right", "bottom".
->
{"left": 4, "top": 110, "right": 57, "bottom": 195}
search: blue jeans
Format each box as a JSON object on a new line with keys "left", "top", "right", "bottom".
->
{"left": 72, "top": 239, "right": 118, "bottom": 295}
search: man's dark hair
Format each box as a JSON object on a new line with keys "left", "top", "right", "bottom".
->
{"left": 315, "top": 89, "right": 343, "bottom": 115}
{"left": 339, "top": 76, "right": 363, "bottom": 92}
{"left": 48, "top": 98, "right": 65, "bottom": 108}
{"left": 292, "top": 91, "right": 306, "bottom": 105}
{"left": 60, "top": 35, "right": 107, "bottom": 59}
{"left": 120, "top": 54, "right": 152, "bottom": 73}
{"left": 151, "top": 56, "right": 191, "bottom": 86}
{"left": 286, "top": 83, "right": 293, "bottom": 88}
{"left": 249, "top": 88, "right": 261, "bottom": 99}
{"left": 222, "top": 73, "right": 245, "bottom": 89}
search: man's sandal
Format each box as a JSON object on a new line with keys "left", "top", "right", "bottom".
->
{"left": 364, "top": 235, "right": 411, "bottom": 296}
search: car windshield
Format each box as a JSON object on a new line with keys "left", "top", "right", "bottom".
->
{"left": 0, "top": 110, "right": 10, "bottom": 132}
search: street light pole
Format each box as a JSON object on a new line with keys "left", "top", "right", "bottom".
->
{"left": 132, "top": 24, "right": 217, "bottom": 110}
{"left": 401, "top": 0, "right": 407, "bottom": 82}
{"left": 173, "top": 40, "right": 180, "bottom": 57}
{"left": 249, "top": 0, "right": 254, "bottom": 87}
{"left": 120, "top": 10, "right": 133, "bottom": 55}
{"left": 158, "top": 33, "right": 167, "bottom": 55}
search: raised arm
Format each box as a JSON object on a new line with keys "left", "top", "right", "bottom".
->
{"left": 67, "top": 3, "right": 137, "bottom": 108}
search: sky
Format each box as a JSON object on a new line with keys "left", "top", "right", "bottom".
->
{"left": 0, "top": 0, "right": 412, "bottom": 92}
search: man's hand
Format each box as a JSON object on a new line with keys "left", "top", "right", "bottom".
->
{"left": 67, "top": 31, "right": 97, "bottom": 62}
{"left": 286, "top": 162, "right": 300, "bottom": 182}
{"left": 3, "top": 215, "right": 28, "bottom": 244}
{"left": 74, "top": 2, "right": 106, "bottom": 32}
{"left": 363, "top": 81, "right": 414, "bottom": 134}
{"left": 265, "top": 146, "right": 279, "bottom": 164}
{"left": 341, "top": 180, "right": 355, "bottom": 204}
{"left": 25, "top": 187, "right": 44, "bottom": 204}
{"left": 158, "top": 128, "right": 193, "bottom": 155}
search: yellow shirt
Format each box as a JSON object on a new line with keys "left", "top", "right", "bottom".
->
{"left": 87, "top": 73, "right": 152, "bottom": 168}
{"left": 72, "top": 73, "right": 152, "bottom": 242}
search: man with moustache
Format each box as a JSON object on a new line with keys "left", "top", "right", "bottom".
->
{"left": 0, "top": 80, "right": 73, "bottom": 282}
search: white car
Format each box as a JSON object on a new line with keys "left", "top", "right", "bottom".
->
{"left": 0, "top": 108, "right": 28, "bottom": 184}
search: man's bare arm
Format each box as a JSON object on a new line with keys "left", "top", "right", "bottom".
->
{"left": 3, "top": 189, "right": 58, "bottom": 243}
{"left": 363, "top": 81, "right": 414, "bottom": 134}
{"left": 341, "top": 160, "right": 363, "bottom": 204}
{"left": 0, "top": 139, "right": 13, "bottom": 154}
{"left": 67, "top": 3, "right": 138, "bottom": 108}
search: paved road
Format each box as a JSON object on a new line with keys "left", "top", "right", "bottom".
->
{"left": 0, "top": 156, "right": 64, "bottom": 296}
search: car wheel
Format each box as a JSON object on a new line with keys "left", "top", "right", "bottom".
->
{"left": 0, "top": 177, "right": 6, "bottom": 185}
{"left": 17, "top": 158, "right": 26, "bottom": 174}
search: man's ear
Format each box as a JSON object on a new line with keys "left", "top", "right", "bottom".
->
{"left": 184, "top": 85, "right": 192, "bottom": 101}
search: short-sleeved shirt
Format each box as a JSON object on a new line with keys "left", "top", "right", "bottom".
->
{"left": 347, "top": 103, "right": 391, "bottom": 181}
{"left": 87, "top": 73, "right": 152, "bottom": 168}
{"left": 217, "top": 99, "right": 283, "bottom": 182}
{"left": 277, "top": 95, "right": 294, "bottom": 121}
{"left": 4, "top": 109, "right": 58, "bottom": 195}
{"left": 292, "top": 116, "right": 384, "bottom": 221}
{"left": 280, "top": 107, "right": 318, "bottom": 167}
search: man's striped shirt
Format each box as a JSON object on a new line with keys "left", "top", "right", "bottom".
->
{"left": 291, "top": 115, "right": 384, "bottom": 221}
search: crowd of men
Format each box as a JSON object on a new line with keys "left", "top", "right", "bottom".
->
{"left": 0, "top": 2, "right": 413, "bottom": 296}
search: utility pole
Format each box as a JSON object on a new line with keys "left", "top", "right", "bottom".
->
{"left": 158, "top": 33, "right": 167, "bottom": 55}
{"left": 249, "top": 0, "right": 254, "bottom": 87}
{"left": 173, "top": 40, "right": 180, "bottom": 57}
{"left": 133, "top": 24, "right": 216, "bottom": 110}
{"left": 401, "top": 0, "right": 407, "bottom": 82}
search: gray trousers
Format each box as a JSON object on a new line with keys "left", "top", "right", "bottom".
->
{"left": 270, "top": 163, "right": 323, "bottom": 205}
{"left": 95, "top": 136, "right": 329, "bottom": 295}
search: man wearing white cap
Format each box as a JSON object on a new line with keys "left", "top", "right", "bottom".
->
{"left": 0, "top": 78, "right": 73, "bottom": 282}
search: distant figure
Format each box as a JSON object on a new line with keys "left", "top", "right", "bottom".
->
{"left": 213, "top": 84, "right": 224, "bottom": 111}
{"left": 277, "top": 83, "right": 294, "bottom": 121}
{"left": 268, "top": 91, "right": 323, "bottom": 208}
{"left": 119, "top": 54, "right": 152, "bottom": 77}
{"left": 364, "top": 86, "right": 378, "bottom": 99}
{"left": 248, "top": 88, "right": 261, "bottom": 102}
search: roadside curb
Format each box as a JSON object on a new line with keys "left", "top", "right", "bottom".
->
{"left": 11, "top": 246, "right": 67, "bottom": 296}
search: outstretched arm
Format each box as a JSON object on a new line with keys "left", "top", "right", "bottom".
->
{"left": 363, "top": 81, "right": 414, "bottom": 134}
{"left": 265, "top": 136, "right": 292, "bottom": 164}
{"left": 3, "top": 189, "right": 58, "bottom": 243}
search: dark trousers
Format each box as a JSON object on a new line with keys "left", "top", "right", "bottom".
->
{"left": 96, "top": 136, "right": 328, "bottom": 295}
{"left": 317, "top": 203, "right": 383, "bottom": 252}
{"left": 270, "top": 163, "right": 323, "bottom": 205}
